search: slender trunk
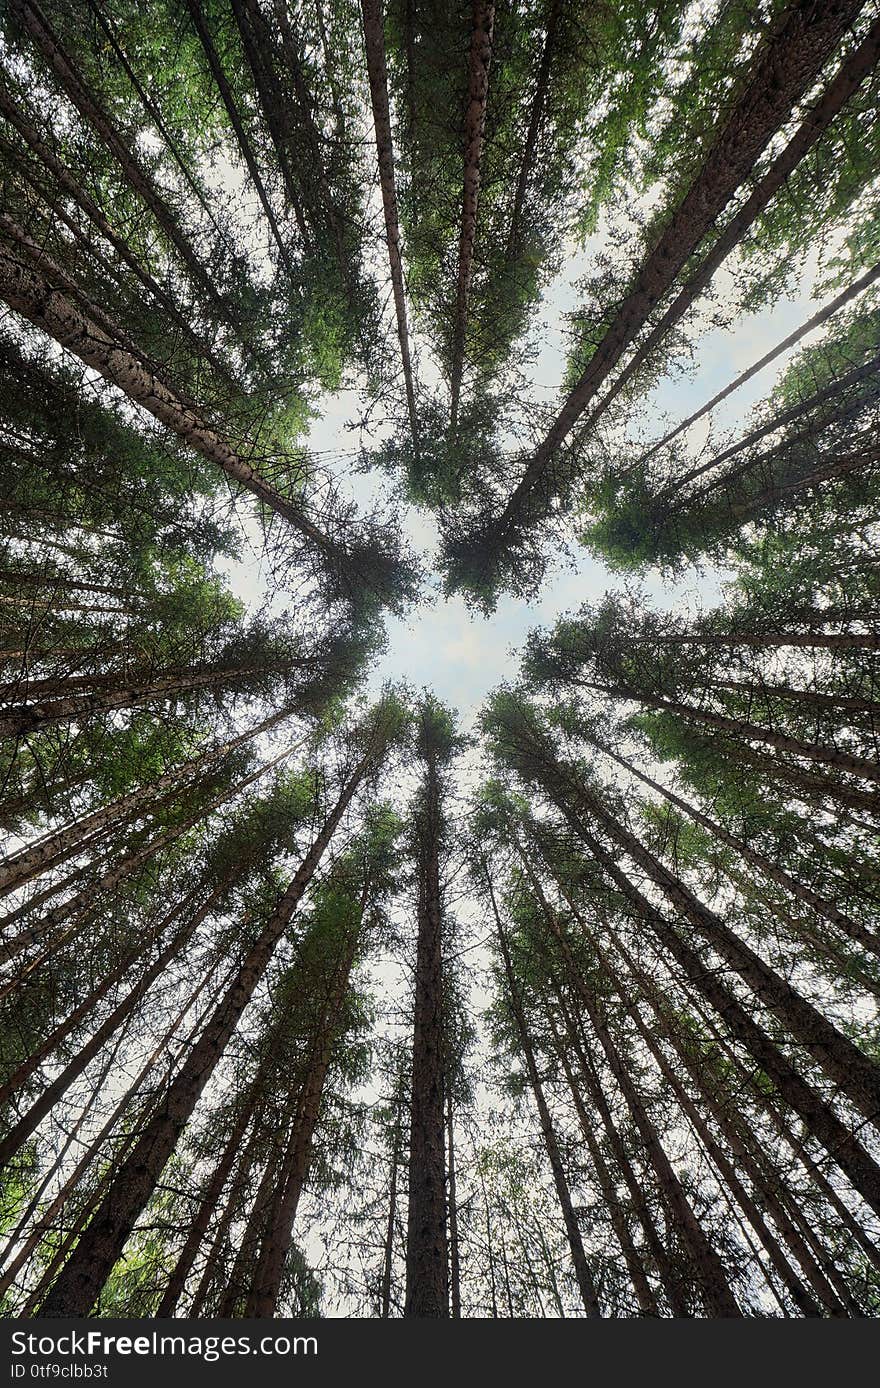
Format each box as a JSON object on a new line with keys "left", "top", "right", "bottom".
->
{"left": 725, "top": 443, "right": 880, "bottom": 521}
{"left": 228, "top": 0, "right": 312, "bottom": 248}
{"left": 314, "top": 0, "right": 345, "bottom": 138}
{"left": 1, "top": 961, "right": 221, "bottom": 1302}
{"left": 84, "top": 0, "right": 231, "bottom": 248}
{"left": 405, "top": 747, "right": 449, "bottom": 1317}
{"left": 0, "top": 706, "right": 296, "bottom": 894}
{"left": 706, "top": 674, "right": 880, "bottom": 721}
{"left": 597, "top": 20, "right": 880, "bottom": 428}
{"left": 554, "top": 988, "right": 689, "bottom": 1315}
{"left": 185, "top": 0, "right": 295, "bottom": 273}
{"left": 667, "top": 630, "right": 880, "bottom": 652}
{"left": 487, "top": 870, "right": 602, "bottom": 1316}
{"left": 217, "top": 1139, "right": 286, "bottom": 1317}
{"left": 0, "top": 661, "right": 290, "bottom": 740}
{"left": 544, "top": 1008, "right": 659, "bottom": 1315}
{"left": 9, "top": 0, "right": 230, "bottom": 317}
{"left": 598, "top": 741, "right": 880, "bottom": 954}
{"left": 188, "top": 1124, "right": 266, "bottom": 1317}
{"left": 0, "top": 246, "right": 335, "bottom": 554}
{"left": 664, "top": 351, "right": 880, "bottom": 501}
{"left": 640, "top": 262, "right": 880, "bottom": 463}
{"left": 449, "top": 0, "right": 495, "bottom": 430}
{"left": 361, "top": 0, "right": 419, "bottom": 453}
{"left": 546, "top": 768, "right": 880, "bottom": 1126}
{"left": 554, "top": 817, "right": 880, "bottom": 1218}
{"left": 0, "top": 883, "right": 228, "bottom": 1168}
{"left": 703, "top": 735, "right": 880, "bottom": 819}
{"left": 156, "top": 1052, "right": 277, "bottom": 1316}
{"left": 594, "top": 934, "right": 834, "bottom": 1316}
{"left": 1, "top": 745, "right": 293, "bottom": 975}
{"left": 0, "top": 1026, "right": 126, "bottom": 1279}
{"left": 616, "top": 931, "right": 863, "bottom": 1315}
{"left": 505, "top": 0, "right": 559, "bottom": 264}
{"left": 446, "top": 1092, "right": 461, "bottom": 1318}
{"left": 0, "top": 569, "right": 142, "bottom": 600}
{"left": 490, "top": 0, "right": 865, "bottom": 540}
{"left": 270, "top": 0, "right": 347, "bottom": 270}
{"left": 0, "top": 81, "right": 227, "bottom": 375}
{"left": 380, "top": 1079, "right": 403, "bottom": 1318}
{"left": 38, "top": 751, "right": 377, "bottom": 1316}
{"left": 595, "top": 679, "right": 880, "bottom": 786}
{"left": 508, "top": 849, "right": 739, "bottom": 1316}
{"left": 681, "top": 987, "right": 880, "bottom": 1277}
{"left": 0, "top": 883, "right": 201, "bottom": 1105}
{"left": 245, "top": 898, "right": 368, "bottom": 1317}
{"left": 480, "top": 1170, "right": 499, "bottom": 1317}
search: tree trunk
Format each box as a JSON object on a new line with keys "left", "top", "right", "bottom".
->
{"left": 487, "top": 869, "right": 602, "bottom": 1316}
{"left": 555, "top": 817, "right": 880, "bottom": 1219}
{"left": 505, "top": 0, "right": 559, "bottom": 264}
{"left": 640, "top": 260, "right": 880, "bottom": 463}
{"left": 449, "top": 0, "right": 495, "bottom": 430}
{"left": 245, "top": 894, "right": 369, "bottom": 1317}
{"left": 595, "top": 679, "right": 880, "bottom": 787}
{"left": 0, "top": 883, "right": 229, "bottom": 1168}
{"left": 228, "top": 0, "right": 312, "bottom": 248}
{"left": 1, "top": 957, "right": 223, "bottom": 1303}
{"left": 446, "top": 1091, "right": 462, "bottom": 1318}
{"left": 0, "top": 883, "right": 202, "bottom": 1105}
{"left": 0, "top": 81, "right": 227, "bottom": 377}
{"left": 156, "top": 1053, "right": 277, "bottom": 1317}
{"left": 188, "top": 1124, "right": 267, "bottom": 1316}
{"left": 1, "top": 745, "right": 293, "bottom": 976}
{"left": 598, "top": 740, "right": 880, "bottom": 955}
{"left": 597, "top": 18, "right": 880, "bottom": 428}
{"left": 0, "top": 706, "right": 296, "bottom": 893}
{"left": 666, "top": 348, "right": 880, "bottom": 504}
{"left": 0, "top": 245, "right": 336, "bottom": 553}
{"left": 380, "top": 1075, "right": 403, "bottom": 1318}
{"left": 9, "top": 0, "right": 229, "bottom": 318}
{"left": 405, "top": 746, "right": 449, "bottom": 1317}
{"left": 38, "top": 749, "right": 377, "bottom": 1316}
{"left": 361, "top": 0, "right": 419, "bottom": 453}
{"left": 511, "top": 847, "right": 739, "bottom": 1316}
{"left": 595, "top": 932, "right": 838, "bottom": 1316}
{"left": 185, "top": 0, "right": 295, "bottom": 274}
{"left": 543, "top": 1005, "right": 657, "bottom": 1314}
{"left": 549, "top": 771, "right": 880, "bottom": 1127}
{"left": 489, "top": 0, "right": 864, "bottom": 542}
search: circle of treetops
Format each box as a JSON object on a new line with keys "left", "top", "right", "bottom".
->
{"left": 1, "top": 0, "right": 879, "bottom": 1320}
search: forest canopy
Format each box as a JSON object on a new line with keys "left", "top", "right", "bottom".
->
{"left": 1, "top": 0, "right": 880, "bottom": 1320}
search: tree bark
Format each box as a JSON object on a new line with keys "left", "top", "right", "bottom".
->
{"left": 596, "top": 17, "right": 880, "bottom": 428}
{"left": 640, "top": 260, "right": 880, "bottom": 463}
{"left": 487, "top": 868, "right": 601, "bottom": 1316}
{"left": 446, "top": 1091, "right": 462, "bottom": 1318}
{"left": 0, "top": 706, "right": 296, "bottom": 893}
{"left": 546, "top": 765, "right": 880, "bottom": 1126}
{"left": 489, "top": 0, "right": 865, "bottom": 542}
{"left": 38, "top": 748, "right": 378, "bottom": 1316}
{"left": 185, "top": 0, "right": 296, "bottom": 274}
{"left": 555, "top": 817, "right": 880, "bottom": 1218}
{"left": 404, "top": 745, "right": 449, "bottom": 1317}
{"left": 0, "top": 883, "right": 229, "bottom": 1168}
{"left": 544, "top": 1006, "right": 658, "bottom": 1315}
{"left": 361, "top": 0, "right": 419, "bottom": 453}
{"left": 9, "top": 0, "right": 230, "bottom": 317}
{"left": 449, "top": 0, "right": 495, "bottom": 430}
{"left": 597, "top": 740, "right": 880, "bottom": 955}
{"left": 0, "top": 245, "right": 337, "bottom": 555}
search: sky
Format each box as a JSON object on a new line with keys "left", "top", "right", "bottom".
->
{"left": 217, "top": 243, "right": 827, "bottom": 733}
